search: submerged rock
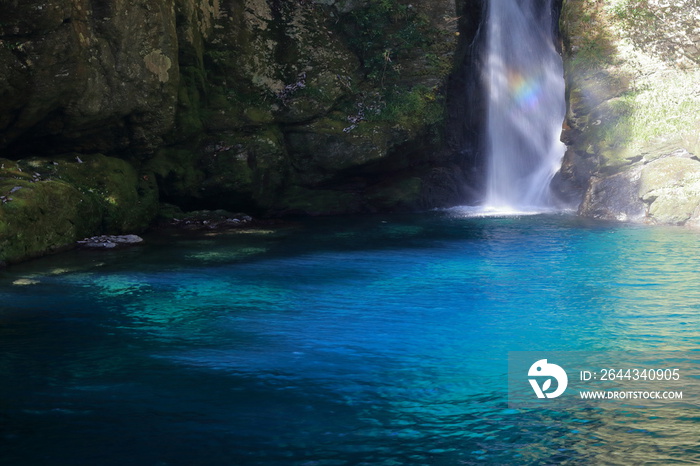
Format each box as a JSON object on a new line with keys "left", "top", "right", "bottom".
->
{"left": 77, "top": 235, "right": 144, "bottom": 249}
{"left": 164, "top": 209, "right": 255, "bottom": 231}
{"left": 155, "top": 205, "right": 259, "bottom": 231}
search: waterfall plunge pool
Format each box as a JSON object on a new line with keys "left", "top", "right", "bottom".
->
{"left": 1, "top": 212, "right": 699, "bottom": 464}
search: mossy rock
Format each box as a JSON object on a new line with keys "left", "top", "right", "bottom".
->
{"left": 640, "top": 155, "right": 700, "bottom": 225}
{"left": 48, "top": 154, "right": 159, "bottom": 232}
{"left": 147, "top": 148, "right": 206, "bottom": 205}
{"left": 0, "top": 153, "right": 158, "bottom": 264}
{"left": 0, "top": 176, "right": 99, "bottom": 264}
{"left": 199, "top": 128, "right": 289, "bottom": 211}
{"left": 285, "top": 112, "right": 389, "bottom": 184}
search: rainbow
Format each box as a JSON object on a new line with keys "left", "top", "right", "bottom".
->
{"left": 508, "top": 71, "right": 541, "bottom": 110}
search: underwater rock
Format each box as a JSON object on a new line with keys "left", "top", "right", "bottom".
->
{"left": 162, "top": 209, "right": 256, "bottom": 231}
{"left": 77, "top": 235, "right": 144, "bottom": 249}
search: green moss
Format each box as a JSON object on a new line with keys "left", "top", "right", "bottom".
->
{"left": 0, "top": 153, "right": 159, "bottom": 263}
{"left": 244, "top": 107, "right": 275, "bottom": 125}
{"left": 368, "top": 85, "right": 445, "bottom": 133}
{"left": 173, "top": 65, "right": 206, "bottom": 141}
{"left": 49, "top": 154, "right": 158, "bottom": 232}
{"left": 147, "top": 148, "right": 205, "bottom": 202}
{"left": 0, "top": 179, "right": 100, "bottom": 263}
{"left": 0, "top": 154, "right": 158, "bottom": 262}
{"left": 203, "top": 83, "right": 278, "bottom": 131}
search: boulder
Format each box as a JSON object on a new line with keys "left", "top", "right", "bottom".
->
{"left": 0, "top": 154, "right": 157, "bottom": 264}
{"left": 577, "top": 149, "right": 700, "bottom": 226}
{"left": 77, "top": 234, "right": 144, "bottom": 249}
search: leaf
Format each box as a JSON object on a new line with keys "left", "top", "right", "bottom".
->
{"left": 542, "top": 379, "right": 552, "bottom": 392}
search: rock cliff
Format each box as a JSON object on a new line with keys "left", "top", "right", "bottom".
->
{"left": 557, "top": 0, "right": 700, "bottom": 225}
{"left": 0, "top": 0, "right": 483, "bottom": 264}
{"left": 8, "top": 0, "right": 697, "bottom": 265}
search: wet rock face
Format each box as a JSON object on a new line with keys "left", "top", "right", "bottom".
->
{"left": 0, "top": 0, "right": 487, "bottom": 263}
{"left": 578, "top": 165, "right": 645, "bottom": 223}
{"left": 0, "top": 0, "right": 473, "bottom": 212}
{"left": 0, "top": 0, "right": 180, "bottom": 155}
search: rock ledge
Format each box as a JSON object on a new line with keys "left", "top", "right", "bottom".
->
{"left": 77, "top": 235, "right": 144, "bottom": 249}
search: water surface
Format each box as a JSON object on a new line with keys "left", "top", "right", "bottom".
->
{"left": 1, "top": 213, "right": 699, "bottom": 464}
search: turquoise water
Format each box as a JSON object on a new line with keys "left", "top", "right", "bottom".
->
{"left": 1, "top": 213, "right": 699, "bottom": 465}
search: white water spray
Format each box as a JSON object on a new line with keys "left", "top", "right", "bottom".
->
{"left": 483, "top": 0, "right": 566, "bottom": 211}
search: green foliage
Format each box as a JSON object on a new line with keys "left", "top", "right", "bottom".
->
{"left": 619, "top": 71, "right": 700, "bottom": 146}
{"left": 563, "top": 2, "right": 619, "bottom": 71}
{"left": 337, "top": 1, "right": 452, "bottom": 137}
{"left": 607, "top": 0, "right": 700, "bottom": 68}
{"left": 345, "top": 0, "right": 431, "bottom": 85}
{"left": 370, "top": 85, "right": 444, "bottom": 129}
{"left": 564, "top": 0, "right": 700, "bottom": 174}
{"left": 1, "top": 39, "right": 21, "bottom": 51}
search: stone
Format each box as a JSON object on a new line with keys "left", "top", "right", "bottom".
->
{"left": 561, "top": 0, "right": 700, "bottom": 224}
{"left": 578, "top": 166, "right": 646, "bottom": 222}
{"left": 0, "top": 154, "right": 158, "bottom": 264}
{"left": 77, "top": 235, "right": 144, "bottom": 249}
{"left": 0, "top": 0, "right": 476, "bottom": 264}
{"left": 639, "top": 153, "right": 700, "bottom": 225}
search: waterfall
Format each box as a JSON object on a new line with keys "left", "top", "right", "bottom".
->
{"left": 483, "top": 0, "right": 566, "bottom": 211}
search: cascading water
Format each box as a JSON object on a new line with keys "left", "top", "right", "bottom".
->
{"left": 483, "top": 0, "right": 566, "bottom": 211}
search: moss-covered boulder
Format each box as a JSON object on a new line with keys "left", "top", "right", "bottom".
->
{"left": 640, "top": 152, "right": 700, "bottom": 225}
{"left": 0, "top": 167, "right": 99, "bottom": 264}
{"left": 50, "top": 154, "right": 159, "bottom": 231}
{"left": 0, "top": 154, "right": 158, "bottom": 264}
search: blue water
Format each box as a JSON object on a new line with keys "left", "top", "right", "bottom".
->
{"left": 1, "top": 213, "right": 699, "bottom": 465}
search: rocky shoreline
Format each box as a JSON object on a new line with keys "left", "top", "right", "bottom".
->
{"left": 77, "top": 234, "right": 144, "bottom": 249}
{"left": 157, "top": 210, "right": 255, "bottom": 231}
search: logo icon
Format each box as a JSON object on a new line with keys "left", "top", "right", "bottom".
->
{"left": 528, "top": 359, "right": 568, "bottom": 399}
